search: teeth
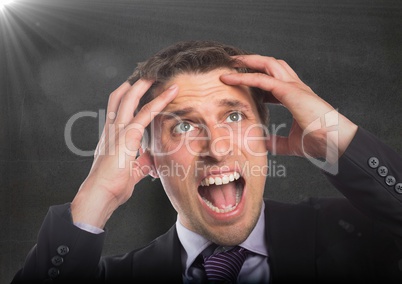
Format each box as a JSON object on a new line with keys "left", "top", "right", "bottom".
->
{"left": 229, "top": 174, "right": 234, "bottom": 182}
{"left": 222, "top": 176, "right": 229, "bottom": 184}
{"left": 202, "top": 185, "right": 242, "bottom": 213}
{"left": 199, "top": 172, "right": 243, "bottom": 213}
{"left": 201, "top": 172, "right": 241, "bottom": 187}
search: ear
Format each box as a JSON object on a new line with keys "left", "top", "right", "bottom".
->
{"left": 265, "top": 130, "right": 270, "bottom": 151}
{"left": 140, "top": 147, "right": 159, "bottom": 179}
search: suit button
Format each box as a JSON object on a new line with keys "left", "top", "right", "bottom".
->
{"left": 377, "top": 166, "right": 388, "bottom": 177}
{"left": 48, "top": 267, "right": 60, "bottom": 278}
{"left": 395, "top": 183, "right": 402, "bottom": 194}
{"left": 51, "top": 255, "right": 64, "bottom": 266}
{"left": 57, "top": 245, "right": 70, "bottom": 256}
{"left": 385, "top": 176, "right": 396, "bottom": 186}
{"left": 368, "top": 157, "right": 379, "bottom": 168}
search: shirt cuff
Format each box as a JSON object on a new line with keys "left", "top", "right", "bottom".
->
{"left": 74, "top": 221, "right": 104, "bottom": 234}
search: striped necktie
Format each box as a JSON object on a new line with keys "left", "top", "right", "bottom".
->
{"left": 203, "top": 246, "right": 248, "bottom": 283}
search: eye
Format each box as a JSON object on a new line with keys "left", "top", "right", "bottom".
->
{"left": 225, "top": 112, "right": 243, "bottom": 123}
{"left": 173, "top": 121, "right": 195, "bottom": 133}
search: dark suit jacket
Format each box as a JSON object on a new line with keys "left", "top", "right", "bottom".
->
{"left": 13, "top": 128, "right": 402, "bottom": 283}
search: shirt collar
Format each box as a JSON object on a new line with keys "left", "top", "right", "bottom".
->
{"left": 176, "top": 201, "right": 268, "bottom": 274}
{"left": 238, "top": 201, "right": 268, "bottom": 256}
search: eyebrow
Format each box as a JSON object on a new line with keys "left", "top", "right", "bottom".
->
{"left": 218, "top": 99, "right": 251, "bottom": 111}
{"left": 160, "top": 99, "right": 252, "bottom": 122}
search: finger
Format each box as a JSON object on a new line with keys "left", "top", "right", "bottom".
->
{"left": 101, "top": 82, "right": 132, "bottom": 136}
{"left": 221, "top": 72, "right": 291, "bottom": 105}
{"left": 114, "top": 79, "right": 154, "bottom": 126}
{"left": 220, "top": 72, "right": 281, "bottom": 104}
{"left": 106, "top": 82, "right": 132, "bottom": 124}
{"left": 130, "top": 150, "right": 153, "bottom": 182}
{"left": 94, "top": 132, "right": 105, "bottom": 158}
{"left": 130, "top": 84, "right": 179, "bottom": 131}
{"left": 233, "top": 55, "right": 294, "bottom": 82}
{"left": 277, "top": 60, "right": 301, "bottom": 81}
{"left": 221, "top": 72, "right": 274, "bottom": 90}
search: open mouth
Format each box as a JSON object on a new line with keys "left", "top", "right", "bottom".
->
{"left": 198, "top": 172, "right": 245, "bottom": 213}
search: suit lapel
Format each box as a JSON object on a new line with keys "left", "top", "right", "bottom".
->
{"left": 131, "top": 225, "right": 183, "bottom": 282}
{"left": 264, "top": 199, "right": 317, "bottom": 283}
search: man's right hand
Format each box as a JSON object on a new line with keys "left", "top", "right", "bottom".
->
{"left": 71, "top": 80, "right": 178, "bottom": 229}
{"left": 220, "top": 55, "right": 358, "bottom": 164}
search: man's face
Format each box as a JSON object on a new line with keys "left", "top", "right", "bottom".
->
{"left": 150, "top": 68, "right": 268, "bottom": 246}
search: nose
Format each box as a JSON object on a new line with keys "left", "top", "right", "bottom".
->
{"left": 201, "top": 123, "right": 233, "bottom": 162}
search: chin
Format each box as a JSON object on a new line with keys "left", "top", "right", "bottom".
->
{"left": 205, "top": 221, "right": 255, "bottom": 246}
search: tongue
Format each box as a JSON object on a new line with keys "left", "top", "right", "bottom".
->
{"left": 203, "top": 183, "right": 237, "bottom": 209}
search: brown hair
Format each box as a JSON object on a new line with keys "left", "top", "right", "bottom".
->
{"left": 128, "top": 40, "right": 269, "bottom": 143}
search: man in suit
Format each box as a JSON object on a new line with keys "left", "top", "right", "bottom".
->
{"left": 13, "top": 41, "right": 402, "bottom": 283}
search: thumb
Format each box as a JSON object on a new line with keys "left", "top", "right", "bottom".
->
{"left": 130, "top": 150, "right": 154, "bottom": 182}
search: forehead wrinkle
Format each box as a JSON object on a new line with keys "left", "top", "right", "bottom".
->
{"left": 176, "top": 86, "right": 228, "bottom": 101}
{"left": 158, "top": 69, "right": 255, "bottom": 123}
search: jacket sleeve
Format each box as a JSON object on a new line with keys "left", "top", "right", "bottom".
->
{"left": 323, "top": 127, "right": 402, "bottom": 241}
{"left": 12, "top": 203, "right": 106, "bottom": 283}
